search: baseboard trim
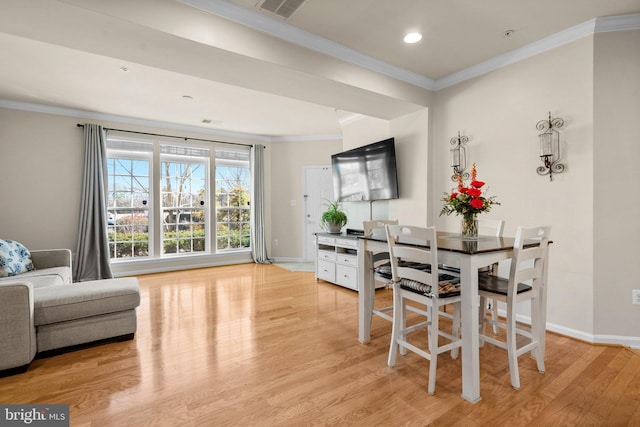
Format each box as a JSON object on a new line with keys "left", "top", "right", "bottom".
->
{"left": 111, "top": 256, "right": 253, "bottom": 277}
{"left": 504, "top": 310, "right": 640, "bottom": 349}
{"left": 592, "top": 334, "right": 640, "bottom": 349}
{"left": 272, "top": 257, "right": 310, "bottom": 263}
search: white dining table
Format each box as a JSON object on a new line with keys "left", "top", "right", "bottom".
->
{"left": 357, "top": 231, "right": 519, "bottom": 403}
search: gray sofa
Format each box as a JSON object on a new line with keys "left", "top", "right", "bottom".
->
{"left": 0, "top": 249, "right": 140, "bottom": 374}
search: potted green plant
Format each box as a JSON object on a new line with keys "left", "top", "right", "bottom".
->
{"left": 321, "top": 199, "right": 348, "bottom": 234}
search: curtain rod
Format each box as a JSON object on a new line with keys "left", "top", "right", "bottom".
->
{"left": 76, "top": 123, "right": 256, "bottom": 148}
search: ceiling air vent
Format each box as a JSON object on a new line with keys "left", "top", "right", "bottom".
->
{"left": 257, "top": 0, "right": 307, "bottom": 19}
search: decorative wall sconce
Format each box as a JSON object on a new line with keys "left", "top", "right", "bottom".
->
{"left": 536, "top": 112, "right": 566, "bottom": 181}
{"left": 449, "top": 131, "right": 469, "bottom": 181}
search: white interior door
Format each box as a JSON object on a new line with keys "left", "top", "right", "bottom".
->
{"left": 303, "top": 165, "right": 333, "bottom": 261}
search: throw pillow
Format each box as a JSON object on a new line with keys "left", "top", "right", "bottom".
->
{"left": 0, "top": 239, "right": 35, "bottom": 277}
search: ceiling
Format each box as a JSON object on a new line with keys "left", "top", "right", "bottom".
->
{"left": 0, "top": 0, "right": 638, "bottom": 139}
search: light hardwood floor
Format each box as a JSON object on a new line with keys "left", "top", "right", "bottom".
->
{"left": 1, "top": 264, "right": 639, "bottom": 426}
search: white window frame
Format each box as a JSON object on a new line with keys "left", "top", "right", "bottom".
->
{"left": 105, "top": 135, "right": 253, "bottom": 264}
{"left": 214, "top": 147, "right": 252, "bottom": 252}
{"left": 106, "top": 147, "right": 154, "bottom": 261}
{"left": 159, "top": 150, "right": 210, "bottom": 257}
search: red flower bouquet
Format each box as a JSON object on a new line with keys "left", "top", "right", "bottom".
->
{"left": 440, "top": 164, "right": 499, "bottom": 236}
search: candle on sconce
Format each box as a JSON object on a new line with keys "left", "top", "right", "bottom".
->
{"left": 450, "top": 147, "right": 460, "bottom": 167}
{"left": 539, "top": 133, "right": 553, "bottom": 157}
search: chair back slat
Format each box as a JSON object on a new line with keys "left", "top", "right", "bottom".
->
{"left": 397, "top": 266, "right": 431, "bottom": 285}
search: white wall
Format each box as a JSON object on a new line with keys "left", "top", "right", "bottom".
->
{"left": 268, "top": 138, "right": 343, "bottom": 259}
{"left": 339, "top": 116, "right": 391, "bottom": 228}
{"left": 390, "top": 109, "right": 430, "bottom": 227}
{"left": 340, "top": 116, "right": 390, "bottom": 152}
{"left": 0, "top": 108, "right": 83, "bottom": 250}
{"left": 593, "top": 29, "right": 640, "bottom": 340}
{"left": 432, "top": 36, "right": 596, "bottom": 338}
{"left": 338, "top": 109, "right": 431, "bottom": 230}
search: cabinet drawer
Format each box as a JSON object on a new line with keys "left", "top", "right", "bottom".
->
{"left": 336, "top": 264, "right": 358, "bottom": 291}
{"left": 317, "top": 236, "right": 335, "bottom": 245}
{"left": 317, "top": 260, "right": 335, "bottom": 282}
{"left": 336, "top": 253, "right": 357, "bottom": 267}
{"left": 335, "top": 238, "right": 357, "bottom": 249}
{"left": 317, "top": 250, "right": 336, "bottom": 261}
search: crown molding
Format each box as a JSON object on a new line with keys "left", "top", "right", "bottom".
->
{"left": 0, "top": 99, "right": 343, "bottom": 143}
{"left": 434, "top": 14, "right": 640, "bottom": 90}
{"left": 0, "top": 99, "right": 275, "bottom": 142}
{"left": 270, "top": 134, "right": 342, "bottom": 142}
{"left": 433, "top": 18, "right": 597, "bottom": 90}
{"left": 595, "top": 12, "right": 640, "bottom": 32}
{"left": 178, "top": 0, "right": 436, "bottom": 90}
{"left": 179, "top": 2, "right": 639, "bottom": 93}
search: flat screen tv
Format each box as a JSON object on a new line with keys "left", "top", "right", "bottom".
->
{"left": 331, "top": 137, "right": 399, "bottom": 202}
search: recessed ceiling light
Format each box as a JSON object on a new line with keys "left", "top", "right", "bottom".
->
{"left": 182, "top": 95, "right": 193, "bottom": 99}
{"left": 503, "top": 29, "right": 515, "bottom": 38}
{"left": 201, "top": 119, "right": 212, "bottom": 123}
{"left": 404, "top": 32, "right": 422, "bottom": 44}
{"left": 120, "top": 66, "right": 128, "bottom": 72}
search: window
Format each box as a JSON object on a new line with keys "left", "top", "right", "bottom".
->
{"left": 106, "top": 136, "right": 251, "bottom": 261}
{"left": 161, "top": 145, "right": 208, "bottom": 255}
{"left": 216, "top": 148, "right": 251, "bottom": 251}
{"left": 106, "top": 140, "right": 153, "bottom": 259}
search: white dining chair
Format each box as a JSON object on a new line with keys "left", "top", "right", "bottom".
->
{"left": 364, "top": 220, "right": 431, "bottom": 326}
{"left": 385, "top": 224, "right": 462, "bottom": 395}
{"left": 478, "top": 225, "right": 552, "bottom": 390}
{"left": 478, "top": 218, "right": 505, "bottom": 333}
{"left": 363, "top": 219, "right": 398, "bottom": 323}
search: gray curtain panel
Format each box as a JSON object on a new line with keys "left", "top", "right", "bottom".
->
{"left": 74, "top": 124, "right": 113, "bottom": 281}
{"left": 251, "top": 144, "right": 272, "bottom": 264}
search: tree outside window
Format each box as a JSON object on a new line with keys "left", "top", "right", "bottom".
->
{"left": 216, "top": 165, "right": 250, "bottom": 250}
{"left": 106, "top": 157, "right": 151, "bottom": 259}
{"left": 161, "top": 161, "right": 207, "bottom": 255}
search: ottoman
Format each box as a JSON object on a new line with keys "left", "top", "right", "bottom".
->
{"left": 33, "top": 277, "right": 141, "bottom": 354}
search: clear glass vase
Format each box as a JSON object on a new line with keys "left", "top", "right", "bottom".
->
{"left": 461, "top": 213, "right": 478, "bottom": 238}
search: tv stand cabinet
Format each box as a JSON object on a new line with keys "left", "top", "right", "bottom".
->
{"left": 314, "top": 233, "right": 384, "bottom": 292}
{"left": 315, "top": 233, "right": 359, "bottom": 290}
